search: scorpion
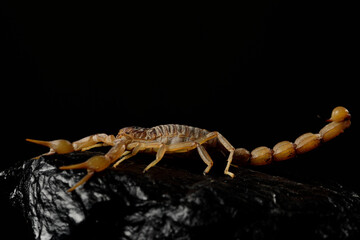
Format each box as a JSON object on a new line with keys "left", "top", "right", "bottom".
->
{"left": 27, "top": 106, "right": 351, "bottom": 192}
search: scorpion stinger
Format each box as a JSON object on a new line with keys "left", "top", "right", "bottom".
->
{"left": 27, "top": 106, "right": 351, "bottom": 192}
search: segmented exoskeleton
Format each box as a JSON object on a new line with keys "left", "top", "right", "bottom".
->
{"left": 27, "top": 106, "right": 351, "bottom": 192}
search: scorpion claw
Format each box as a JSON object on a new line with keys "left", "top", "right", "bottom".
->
{"left": 60, "top": 155, "right": 111, "bottom": 172}
{"left": 60, "top": 155, "right": 112, "bottom": 191}
{"left": 26, "top": 139, "right": 75, "bottom": 154}
{"left": 60, "top": 161, "right": 89, "bottom": 170}
{"left": 67, "top": 171, "right": 94, "bottom": 192}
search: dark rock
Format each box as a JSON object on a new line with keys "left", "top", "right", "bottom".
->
{"left": 1, "top": 151, "right": 360, "bottom": 240}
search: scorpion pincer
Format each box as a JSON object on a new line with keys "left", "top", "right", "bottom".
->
{"left": 27, "top": 106, "right": 351, "bottom": 192}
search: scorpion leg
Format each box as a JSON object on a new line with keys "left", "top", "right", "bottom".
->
{"left": 113, "top": 143, "right": 143, "bottom": 168}
{"left": 196, "top": 144, "right": 214, "bottom": 175}
{"left": 143, "top": 144, "right": 167, "bottom": 173}
{"left": 196, "top": 132, "right": 235, "bottom": 178}
{"left": 164, "top": 132, "right": 235, "bottom": 177}
{"left": 115, "top": 141, "right": 196, "bottom": 172}
{"left": 164, "top": 141, "right": 212, "bottom": 173}
{"left": 160, "top": 141, "right": 214, "bottom": 175}
{"left": 215, "top": 133, "right": 235, "bottom": 178}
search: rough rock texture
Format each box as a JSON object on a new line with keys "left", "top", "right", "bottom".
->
{"left": 1, "top": 151, "right": 360, "bottom": 240}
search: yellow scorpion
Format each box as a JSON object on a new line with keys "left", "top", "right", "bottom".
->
{"left": 27, "top": 106, "right": 351, "bottom": 192}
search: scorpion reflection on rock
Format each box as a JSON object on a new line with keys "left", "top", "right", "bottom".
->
{"left": 27, "top": 106, "right": 351, "bottom": 192}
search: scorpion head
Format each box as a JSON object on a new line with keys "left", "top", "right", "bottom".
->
{"left": 117, "top": 126, "right": 142, "bottom": 138}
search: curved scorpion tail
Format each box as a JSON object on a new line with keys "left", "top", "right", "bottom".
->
{"left": 233, "top": 106, "right": 351, "bottom": 166}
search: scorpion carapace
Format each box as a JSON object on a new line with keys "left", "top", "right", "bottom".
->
{"left": 27, "top": 106, "right": 351, "bottom": 192}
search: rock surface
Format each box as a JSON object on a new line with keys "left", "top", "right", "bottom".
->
{"left": 1, "top": 151, "right": 360, "bottom": 240}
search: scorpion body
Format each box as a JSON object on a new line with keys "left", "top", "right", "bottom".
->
{"left": 119, "top": 125, "right": 215, "bottom": 148}
{"left": 27, "top": 106, "right": 351, "bottom": 192}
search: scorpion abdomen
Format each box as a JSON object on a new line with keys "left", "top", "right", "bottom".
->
{"left": 150, "top": 124, "right": 210, "bottom": 141}
{"left": 117, "top": 124, "right": 210, "bottom": 143}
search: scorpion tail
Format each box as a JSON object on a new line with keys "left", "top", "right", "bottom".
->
{"left": 233, "top": 106, "right": 351, "bottom": 166}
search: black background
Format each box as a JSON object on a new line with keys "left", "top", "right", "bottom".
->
{"left": 1, "top": 1, "right": 359, "bottom": 189}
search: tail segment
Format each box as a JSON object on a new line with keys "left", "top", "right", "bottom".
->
{"left": 233, "top": 106, "right": 351, "bottom": 166}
